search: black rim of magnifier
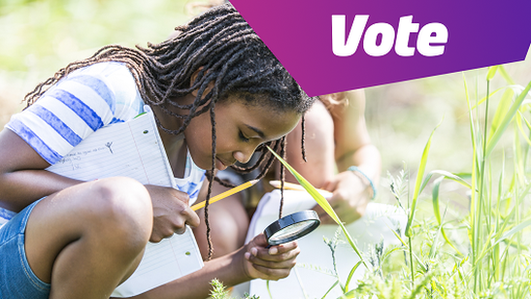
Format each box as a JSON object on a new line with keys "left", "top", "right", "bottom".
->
{"left": 264, "top": 210, "right": 321, "bottom": 245}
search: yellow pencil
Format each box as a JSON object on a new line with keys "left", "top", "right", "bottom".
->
{"left": 191, "top": 179, "right": 259, "bottom": 211}
{"left": 269, "top": 180, "right": 306, "bottom": 191}
{"left": 269, "top": 180, "right": 333, "bottom": 197}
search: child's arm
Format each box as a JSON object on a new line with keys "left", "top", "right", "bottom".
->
{"left": 0, "top": 129, "right": 199, "bottom": 241}
{"left": 128, "top": 234, "right": 300, "bottom": 299}
{"left": 0, "top": 129, "right": 82, "bottom": 212}
{"left": 320, "top": 90, "right": 381, "bottom": 224}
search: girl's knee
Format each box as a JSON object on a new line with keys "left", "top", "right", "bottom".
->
{"left": 24, "top": 178, "right": 153, "bottom": 284}
{"left": 83, "top": 177, "right": 153, "bottom": 248}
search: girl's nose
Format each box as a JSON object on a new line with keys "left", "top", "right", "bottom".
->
{"left": 233, "top": 149, "right": 253, "bottom": 164}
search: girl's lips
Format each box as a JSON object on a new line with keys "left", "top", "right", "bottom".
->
{"left": 215, "top": 157, "right": 228, "bottom": 170}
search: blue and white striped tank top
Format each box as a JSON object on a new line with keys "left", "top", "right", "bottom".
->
{"left": 1, "top": 62, "right": 205, "bottom": 224}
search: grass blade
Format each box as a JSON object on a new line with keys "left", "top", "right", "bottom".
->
{"left": 431, "top": 176, "right": 463, "bottom": 256}
{"left": 485, "top": 80, "right": 531, "bottom": 157}
{"left": 266, "top": 146, "right": 340, "bottom": 223}
{"left": 320, "top": 280, "right": 339, "bottom": 299}
{"left": 266, "top": 146, "right": 368, "bottom": 268}
{"left": 494, "top": 218, "right": 531, "bottom": 247}
{"left": 420, "top": 170, "right": 472, "bottom": 194}
{"left": 486, "top": 65, "right": 498, "bottom": 81}
{"left": 344, "top": 261, "right": 363, "bottom": 293}
{"left": 498, "top": 65, "right": 515, "bottom": 85}
{"left": 405, "top": 120, "right": 442, "bottom": 237}
{"left": 489, "top": 88, "right": 514, "bottom": 139}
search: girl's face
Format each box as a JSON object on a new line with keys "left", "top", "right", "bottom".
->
{"left": 183, "top": 97, "right": 300, "bottom": 171}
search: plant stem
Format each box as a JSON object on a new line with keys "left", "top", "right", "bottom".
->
{"left": 474, "top": 78, "right": 490, "bottom": 293}
{"left": 409, "top": 236, "right": 415, "bottom": 287}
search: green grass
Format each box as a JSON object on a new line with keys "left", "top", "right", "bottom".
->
{"left": 331, "top": 66, "right": 531, "bottom": 299}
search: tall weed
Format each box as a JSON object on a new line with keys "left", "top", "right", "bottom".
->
{"left": 340, "top": 66, "right": 531, "bottom": 298}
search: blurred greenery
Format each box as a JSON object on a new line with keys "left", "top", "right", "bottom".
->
{"left": 0, "top": 0, "right": 194, "bottom": 124}
{"left": 365, "top": 55, "right": 531, "bottom": 208}
{"left": 1, "top": 0, "right": 530, "bottom": 210}
{"left": 0, "top": 0, "right": 192, "bottom": 73}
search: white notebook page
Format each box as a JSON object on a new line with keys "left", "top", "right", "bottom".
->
{"left": 46, "top": 106, "right": 203, "bottom": 297}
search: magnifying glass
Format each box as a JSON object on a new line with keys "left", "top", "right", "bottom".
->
{"left": 264, "top": 210, "right": 321, "bottom": 245}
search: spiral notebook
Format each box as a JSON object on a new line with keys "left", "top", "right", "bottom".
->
{"left": 46, "top": 106, "right": 204, "bottom": 297}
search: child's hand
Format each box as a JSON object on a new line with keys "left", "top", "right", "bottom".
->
{"left": 242, "top": 234, "right": 300, "bottom": 281}
{"left": 314, "top": 170, "right": 371, "bottom": 225}
{"left": 144, "top": 185, "right": 201, "bottom": 243}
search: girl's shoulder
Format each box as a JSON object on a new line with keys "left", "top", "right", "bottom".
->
{"left": 69, "top": 61, "right": 133, "bottom": 90}
{"left": 65, "top": 61, "right": 145, "bottom": 123}
{"left": 5, "top": 61, "right": 145, "bottom": 165}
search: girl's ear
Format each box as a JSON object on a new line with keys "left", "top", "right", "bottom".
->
{"left": 190, "top": 67, "right": 215, "bottom": 97}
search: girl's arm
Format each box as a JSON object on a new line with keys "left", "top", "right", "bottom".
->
{"left": 131, "top": 234, "right": 299, "bottom": 299}
{"left": 0, "top": 128, "right": 199, "bottom": 241}
{"left": 286, "top": 90, "right": 381, "bottom": 224}
{"left": 331, "top": 90, "right": 380, "bottom": 181}
{"left": 320, "top": 90, "right": 382, "bottom": 224}
{"left": 0, "top": 129, "right": 81, "bottom": 212}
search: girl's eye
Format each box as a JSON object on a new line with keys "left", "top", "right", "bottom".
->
{"left": 239, "top": 131, "right": 250, "bottom": 143}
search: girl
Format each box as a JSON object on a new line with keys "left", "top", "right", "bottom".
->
{"left": 194, "top": 90, "right": 381, "bottom": 260}
{"left": 0, "top": 4, "right": 314, "bottom": 299}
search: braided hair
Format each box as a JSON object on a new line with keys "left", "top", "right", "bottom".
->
{"left": 25, "top": 3, "right": 315, "bottom": 259}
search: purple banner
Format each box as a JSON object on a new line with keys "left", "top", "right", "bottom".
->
{"left": 230, "top": 0, "right": 531, "bottom": 97}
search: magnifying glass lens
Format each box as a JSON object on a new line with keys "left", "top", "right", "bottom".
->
{"left": 264, "top": 210, "right": 320, "bottom": 245}
{"left": 268, "top": 220, "right": 317, "bottom": 243}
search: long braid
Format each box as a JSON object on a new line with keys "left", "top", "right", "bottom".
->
{"left": 301, "top": 114, "right": 307, "bottom": 162}
{"left": 204, "top": 103, "right": 217, "bottom": 260}
{"left": 23, "top": 3, "right": 315, "bottom": 256}
{"left": 278, "top": 136, "right": 287, "bottom": 219}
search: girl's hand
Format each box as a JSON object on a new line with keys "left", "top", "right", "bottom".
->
{"left": 313, "top": 170, "right": 371, "bottom": 225}
{"left": 144, "top": 185, "right": 201, "bottom": 243}
{"left": 242, "top": 234, "right": 300, "bottom": 281}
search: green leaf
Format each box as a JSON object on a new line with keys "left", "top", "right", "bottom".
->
{"left": 498, "top": 65, "right": 515, "bottom": 85}
{"left": 344, "top": 261, "right": 363, "bottom": 293}
{"left": 431, "top": 176, "right": 463, "bottom": 256}
{"left": 266, "top": 146, "right": 340, "bottom": 224}
{"left": 321, "top": 280, "right": 339, "bottom": 299}
{"left": 419, "top": 170, "right": 472, "bottom": 195}
{"left": 489, "top": 88, "right": 514, "bottom": 139}
{"left": 494, "top": 219, "right": 531, "bottom": 247}
{"left": 486, "top": 65, "right": 498, "bottom": 81}
{"left": 516, "top": 110, "right": 531, "bottom": 147}
{"left": 405, "top": 119, "right": 442, "bottom": 237}
{"left": 469, "top": 87, "right": 504, "bottom": 110}
{"left": 266, "top": 146, "right": 368, "bottom": 268}
{"left": 485, "top": 79, "right": 531, "bottom": 157}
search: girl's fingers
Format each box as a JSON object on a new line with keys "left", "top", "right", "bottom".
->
{"left": 271, "top": 241, "right": 299, "bottom": 253}
{"left": 250, "top": 233, "right": 269, "bottom": 247}
{"left": 246, "top": 245, "right": 300, "bottom": 267}
{"left": 183, "top": 206, "right": 201, "bottom": 228}
{"left": 250, "top": 265, "right": 292, "bottom": 280}
{"left": 260, "top": 241, "right": 299, "bottom": 258}
{"left": 246, "top": 253, "right": 298, "bottom": 270}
